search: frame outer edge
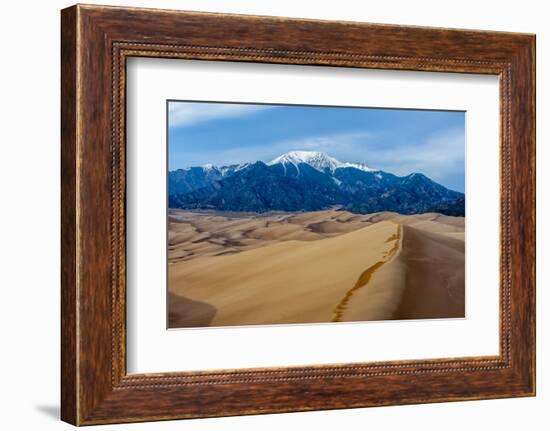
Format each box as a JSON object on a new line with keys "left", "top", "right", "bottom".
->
{"left": 61, "top": 4, "right": 536, "bottom": 424}
{"left": 531, "top": 34, "right": 536, "bottom": 396}
{"left": 526, "top": 35, "right": 536, "bottom": 396}
{"left": 61, "top": 5, "right": 79, "bottom": 426}
{"left": 503, "top": 35, "right": 536, "bottom": 396}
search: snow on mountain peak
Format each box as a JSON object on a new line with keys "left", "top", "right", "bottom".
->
{"left": 267, "top": 150, "right": 376, "bottom": 173}
{"left": 201, "top": 163, "right": 216, "bottom": 171}
{"left": 219, "top": 163, "right": 250, "bottom": 176}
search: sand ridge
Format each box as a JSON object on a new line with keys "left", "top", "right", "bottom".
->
{"left": 341, "top": 224, "right": 465, "bottom": 321}
{"left": 168, "top": 209, "right": 465, "bottom": 327}
{"left": 332, "top": 225, "right": 402, "bottom": 322}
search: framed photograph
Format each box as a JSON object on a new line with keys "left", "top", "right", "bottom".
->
{"left": 61, "top": 4, "right": 535, "bottom": 425}
{"left": 165, "top": 101, "right": 466, "bottom": 329}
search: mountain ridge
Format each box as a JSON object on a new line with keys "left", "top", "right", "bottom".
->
{"left": 267, "top": 150, "right": 376, "bottom": 173}
{"left": 169, "top": 151, "right": 464, "bottom": 216}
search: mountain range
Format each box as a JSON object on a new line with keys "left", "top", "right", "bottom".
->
{"left": 168, "top": 151, "right": 465, "bottom": 216}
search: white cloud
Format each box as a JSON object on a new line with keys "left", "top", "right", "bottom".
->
{"left": 365, "top": 126, "right": 465, "bottom": 189}
{"left": 201, "top": 131, "right": 374, "bottom": 166}
{"left": 271, "top": 131, "right": 373, "bottom": 155}
{"left": 168, "top": 102, "right": 270, "bottom": 127}
{"left": 170, "top": 125, "right": 464, "bottom": 191}
{"left": 372, "top": 128, "right": 465, "bottom": 178}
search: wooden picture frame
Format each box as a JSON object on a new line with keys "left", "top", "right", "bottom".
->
{"left": 61, "top": 4, "right": 535, "bottom": 425}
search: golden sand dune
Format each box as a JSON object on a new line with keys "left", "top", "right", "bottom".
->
{"left": 168, "top": 209, "right": 375, "bottom": 263}
{"left": 168, "top": 209, "right": 465, "bottom": 328}
{"left": 169, "top": 221, "right": 400, "bottom": 327}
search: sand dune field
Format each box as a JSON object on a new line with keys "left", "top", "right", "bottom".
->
{"left": 168, "top": 209, "right": 465, "bottom": 328}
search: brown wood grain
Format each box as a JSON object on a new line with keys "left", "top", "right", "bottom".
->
{"left": 60, "top": 5, "right": 78, "bottom": 425}
{"left": 60, "top": 4, "right": 535, "bottom": 425}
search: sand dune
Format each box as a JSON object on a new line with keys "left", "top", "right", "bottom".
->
{"left": 169, "top": 221, "right": 400, "bottom": 326}
{"left": 343, "top": 224, "right": 465, "bottom": 321}
{"left": 168, "top": 209, "right": 465, "bottom": 328}
{"left": 168, "top": 209, "right": 366, "bottom": 263}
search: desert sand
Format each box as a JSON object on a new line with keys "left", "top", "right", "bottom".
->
{"left": 168, "top": 209, "right": 465, "bottom": 328}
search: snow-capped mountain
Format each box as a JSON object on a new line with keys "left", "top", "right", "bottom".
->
{"left": 168, "top": 151, "right": 464, "bottom": 215}
{"left": 267, "top": 151, "right": 376, "bottom": 174}
{"left": 168, "top": 163, "right": 250, "bottom": 195}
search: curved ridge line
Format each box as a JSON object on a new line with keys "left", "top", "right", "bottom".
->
{"left": 331, "top": 224, "right": 402, "bottom": 322}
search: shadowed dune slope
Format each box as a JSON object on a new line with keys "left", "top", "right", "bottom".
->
{"left": 393, "top": 224, "right": 465, "bottom": 319}
{"left": 168, "top": 292, "right": 218, "bottom": 328}
{"left": 343, "top": 224, "right": 465, "bottom": 321}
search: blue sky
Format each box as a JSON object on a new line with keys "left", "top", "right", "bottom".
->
{"left": 168, "top": 101, "right": 465, "bottom": 192}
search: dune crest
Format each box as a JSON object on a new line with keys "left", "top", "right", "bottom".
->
{"left": 168, "top": 210, "right": 465, "bottom": 327}
{"left": 343, "top": 224, "right": 465, "bottom": 321}
{"left": 332, "top": 225, "right": 402, "bottom": 322}
{"left": 170, "top": 221, "right": 400, "bottom": 326}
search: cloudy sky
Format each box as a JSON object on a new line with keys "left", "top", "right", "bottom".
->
{"left": 168, "top": 101, "right": 465, "bottom": 192}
